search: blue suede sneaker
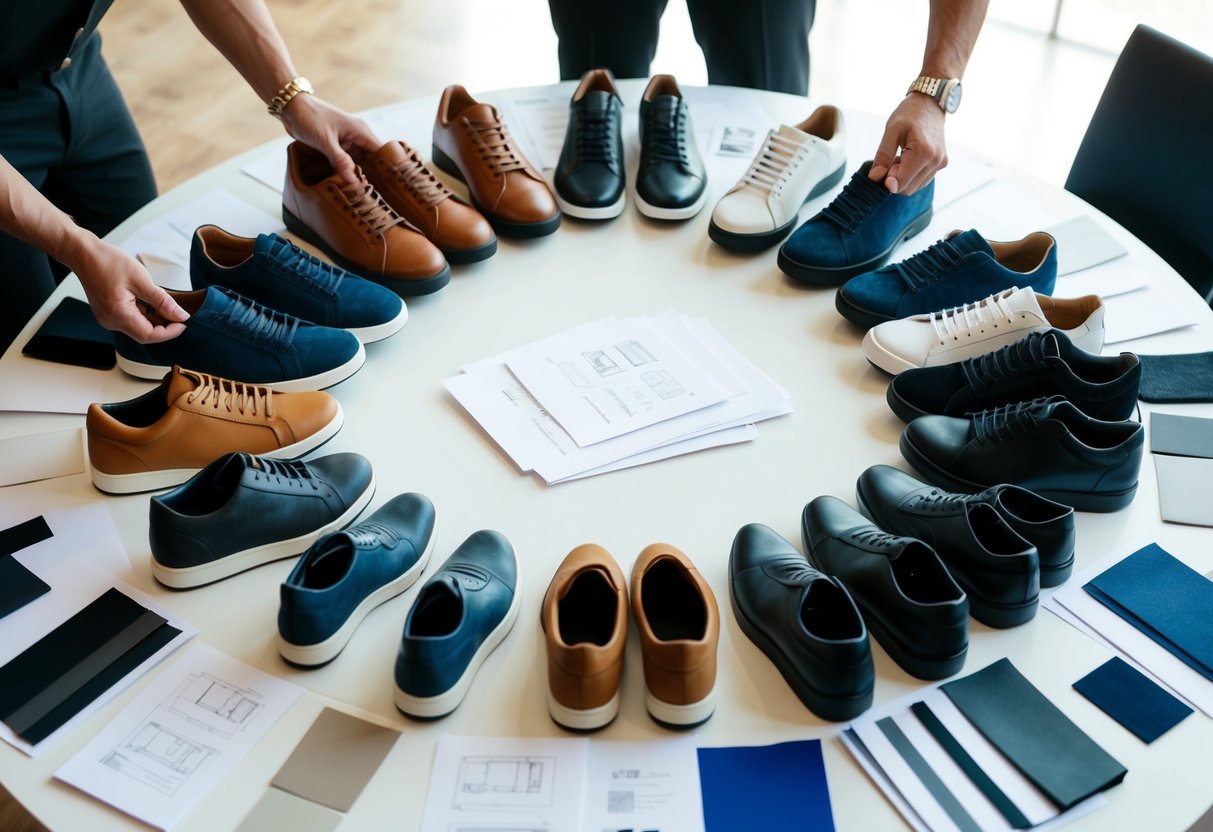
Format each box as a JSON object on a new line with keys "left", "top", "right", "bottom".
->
{"left": 149, "top": 452, "right": 375, "bottom": 589}
{"left": 114, "top": 285, "right": 365, "bottom": 392}
{"left": 278, "top": 492, "right": 437, "bottom": 667}
{"left": 191, "top": 225, "right": 407, "bottom": 344}
{"left": 836, "top": 229, "right": 1059, "bottom": 330}
{"left": 778, "top": 161, "right": 934, "bottom": 286}
{"left": 393, "top": 530, "right": 519, "bottom": 719}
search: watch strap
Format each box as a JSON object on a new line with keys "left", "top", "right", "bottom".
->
{"left": 268, "top": 77, "right": 313, "bottom": 119}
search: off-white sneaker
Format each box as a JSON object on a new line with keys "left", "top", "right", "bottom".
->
{"left": 863, "top": 287, "right": 1105, "bottom": 375}
{"left": 708, "top": 106, "right": 846, "bottom": 252}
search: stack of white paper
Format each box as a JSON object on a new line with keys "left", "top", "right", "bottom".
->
{"left": 443, "top": 312, "right": 792, "bottom": 484}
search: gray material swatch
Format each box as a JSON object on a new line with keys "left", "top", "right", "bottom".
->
{"left": 1155, "top": 455, "right": 1213, "bottom": 526}
{"left": 237, "top": 786, "right": 342, "bottom": 832}
{"left": 1150, "top": 413, "right": 1213, "bottom": 458}
{"left": 270, "top": 707, "right": 400, "bottom": 812}
{"left": 877, "top": 716, "right": 982, "bottom": 832}
{"left": 1046, "top": 215, "right": 1127, "bottom": 276}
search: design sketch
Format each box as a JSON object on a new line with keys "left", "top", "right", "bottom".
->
{"left": 558, "top": 362, "right": 591, "bottom": 388}
{"left": 583, "top": 350, "right": 622, "bottom": 377}
{"left": 641, "top": 370, "right": 685, "bottom": 400}
{"left": 614, "top": 340, "right": 655, "bottom": 367}
{"left": 166, "top": 673, "right": 263, "bottom": 738}
{"left": 503, "top": 386, "right": 537, "bottom": 404}
{"left": 100, "top": 720, "right": 217, "bottom": 795}
{"left": 454, "top": 756, "right": 556, "bottom": 809}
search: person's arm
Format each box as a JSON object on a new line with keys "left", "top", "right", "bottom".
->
{"left": 0, "top": 154, "right": 188, "bottom": 342}
{"left": 177, "top": 0, "right": 380, "bottom": 183}
{"left": 869, "top": 0, "right": 989, "bottom": 195}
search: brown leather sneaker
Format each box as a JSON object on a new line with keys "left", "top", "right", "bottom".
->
{"left": 282, "top": 141, "right": 450, "bottom": 295}
{"left": 630, "top": 543, "right": 720, "bottom": 729}
{"left": 364, "top": 140, "right": 497, "bottom": 264}
{"left": 541, "top": 544, "right": 628, "bottom": 731}
{"left": 432, "top": 85, "right": 561, "bottom": 238}
{"left": 87, "top": 366, "right": 343, "bottom": 495}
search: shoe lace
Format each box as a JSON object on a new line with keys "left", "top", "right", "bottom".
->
{"left": 971, "top": 397, "right": 1055, "bottom": 444}
{"left": 251, "top": 457, "right": 320, "bottom": 491}
{"left": 346, "top": 523, "right": 401, "bottom": 547}
{"left": 574, "top": 104, "right": 620, "bottom": 171}
{"left": 764, "top": 556, "right": 824, "bottom": 584}
{"left": 820, "top": 169, "right": 888, "bottom": 234}
{"left": 184, "top": 370, "right": 275, "bottom": 419}
{"left": 905, "top": 488, "right": 969, "bottom": 514}
{"left": 742, "top": 130, "right": 806, "bottom": 195}
{"left": 930, "top": 288, "right": 1020, "bottom": 345}
{"left": 218, "top": 289, "right": 299, "bottom": 349}
{"left": 268, "top": 237, "right": 345, "bottom": 296}
{"left": 850, "top": 527, "right": 905, "bottom": 551}
{"left": 386, "top": 147, "right": 452, "bottom": 207}
{"left": 893, "top": 237, "right": 967, "bottom": 293}
{"left": 646, "top": 98, "right": 689, "bottom": 164}
{"left": 329, "top": 170, "right": 405, "bottom": 237}
{"left": 464, "top": 117, "right": 528, "bottom": 176}
{"left": 959, "top": 330, "right": 1050, "bottom": 390}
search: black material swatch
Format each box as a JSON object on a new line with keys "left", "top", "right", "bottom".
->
{"left": 0, "top": 516, "right": 53, "bottom": 557}
{"left": 1139, "top": 352, "right": 1213, "bottom": 403}
{"left": 0, "top": 516, "right": 54, "bottom": 618}
{"left": 21, "top": 296, "right": 116, "bottom": 370}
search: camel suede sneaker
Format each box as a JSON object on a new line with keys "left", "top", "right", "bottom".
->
{"left": 88, "top": 366, "right": 342, "bottom": 494}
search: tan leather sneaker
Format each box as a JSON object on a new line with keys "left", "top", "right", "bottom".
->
{"left": 364, "top": 140, "right": 497, "bottom": 264}
{"left": 432, "top": 85, "right": 560, "bottom": 238}
{"left": 282, "top": 141, "right": 450, "bottom": 295}
{"left": 630, "top": 543, "right": 720, "bottom": 728}
{"left": 87, "top": 366, "right": 343, "bottom": 495}
{"left": 541, "top": 544, "right": 628, "bottom": 731}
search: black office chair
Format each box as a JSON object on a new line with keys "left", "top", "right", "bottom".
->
{"left": 1065, "top": 25, "right": 1213, "bottom": 303}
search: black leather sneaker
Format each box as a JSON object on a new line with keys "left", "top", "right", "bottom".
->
{"left": 972, "top": 483, "right": 1075, "bottom": 587}
{"left": 554, "top": 69, "right": 625, "bottom": 220}
{"left": 635, "top": 74, "right": 707, "bottom": 221}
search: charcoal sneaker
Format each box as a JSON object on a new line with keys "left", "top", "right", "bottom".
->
{"left": 149, "top": 452, "right": 375, "bottom": 589}
{"left": 278, "top": 492, "right": 437, "bottom": 667}
{"left": 113, "top": 285, "right": 365, "bottom": 392}
{"left": 836, "top": 229, "right": 1059, "bottom": 330}
{"left": 635, "top": 75, "right": 707, "bottom": 220}
{"left": 778, "top": 160, "right": 933, "bottom": 286}
{"left": 190, "top": 225, "right": 407, "bottom": 343}
{"left": 553, "top": 68, "right": 626, "bottom": 220}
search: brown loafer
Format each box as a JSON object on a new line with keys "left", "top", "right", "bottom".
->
{"left": 541, "top": 544, "right": 627, "bottom": 731}
{"left": 364, "top": 140, "right": 497, "bottom": 264}
{"left": 282, "top": 141, "right": 450, "bottom": 296}
{"left": 630, "top": 543, "right": 720, "bottom": 729}
{"left": 431, "top": 85, "right": 560, "bottom": 238}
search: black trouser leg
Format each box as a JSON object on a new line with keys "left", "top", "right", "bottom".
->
{"left": 687, "top": 0, "right": 816, "bottom": 94}
{"left": 548, "top": 0, "right": 669, "bottom": 81}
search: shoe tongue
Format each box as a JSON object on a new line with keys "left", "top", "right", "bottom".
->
{"left": 374, "top": 140, "right": 410, "bottom": 165}
{"left": 165, "top": 366, "right": 199, "bottom": 400}
{"left": 460, "top": 102, "right": 499, "bottom": 124}
{"left": 1039, "top": 330, "right": 1061, "bottom": 358}
{"left": 775, "top": 122, "right": 811, "bottom": 144}
{"left": 945, "top": 229, "right": 994, "bottom": 257}
{"left": 253, "top": 233, "right": 287, "bottom": 261}
{"left": 581, "top": 89, "right": 613, "bottom": 113}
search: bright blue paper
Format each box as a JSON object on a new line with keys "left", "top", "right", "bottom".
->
{"left": 698, "top": 739, "right": 834, "bottom": 831}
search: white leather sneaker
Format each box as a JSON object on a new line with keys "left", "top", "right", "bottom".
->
{"left": 863, "top": 287, "right": 1106, "bottom": 375}
{"left": 708, "top": 106, "right": 846, "bottom": 252}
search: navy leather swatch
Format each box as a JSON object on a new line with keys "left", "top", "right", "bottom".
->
{"left": 21, "top": 297, "right": 116, "bottom": 370}
{"left": 0, "top": 588, "right": 180, "bottom": 744}
{"left": 1073, "top": 657, "right": 1192, "bottom": 744}
{"left": 0, "top": 516, "right": 54, "bottom": 619}
{"left": 698, "top": 740, "right": 834, "bottom": 831}
{"left": 942, "top": 658, "right": 1127, "bottom": 810}
{"left": 1084, "top": 543, "right": 1213, "bottom": 680}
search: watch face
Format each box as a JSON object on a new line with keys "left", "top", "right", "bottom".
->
{"left": 944, "top": 82, "right": 962, "bottom": 113}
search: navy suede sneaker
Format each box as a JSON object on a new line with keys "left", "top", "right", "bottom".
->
{"left": 394, "top": 530, "right": 519, "bottom": 719}
{"left": 836, "top": 230, "right": 1059, "bottom": 330}
{"left": 777, "top": 161, "right": 934, "bottom": 286}
{"left": 149, "top": 452, "right": 375, "bottom": 589}
{"left": 191, "top": 225, "right": 407, "bottom": 344}
{"left": 114, "top": 285, "right": 365, "bottom": 392}
{"left": 278, "top": 492, "right": 437, "bottom": 667}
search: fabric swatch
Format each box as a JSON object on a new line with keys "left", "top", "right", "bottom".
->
{"left": 0, "top": 515, "right": 54, "bottom": 557}
{"left": 942, "top": 658, "right": 1127, "bottom": 810}
{"left": 236, "top": 786, "right": 342, "bottom": 832}
{"left": 878, "top": 716, "right": 982, "bottom": 832}
{"left": 21, "top": 296, "right": 116, "bottom": 370}
{"left": 1150, "top": 413, "right": 1213, "bottom": 458}
{"left": 1073, "top": 657, "right": 1192, "bottom": 743}
{"left": 698, "top": 740, "right": 834, "bottom": 832}
{"left": 1155, "top": 455, "right": 1213, "bottom": 527}
{"left": 1139, "top": 352, "right": 1213, "bottom": 403}
{"left": 0, "top": 517, "right": 54, "bottom": 618}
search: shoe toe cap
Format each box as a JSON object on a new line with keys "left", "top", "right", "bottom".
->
{"left": 712, "top": 192, "right": 777, "bottom": 234}
{"left": 839, "top": 268, "right": 905, "bottom": 317}
{"left": 904, "top": 415, "right": 973, "bottom": 470}
{"left": 310, "top": 452, "right": 374, "bottom": 502}
{"left": 782, "top": 219, "right": 847, "bottom": 267}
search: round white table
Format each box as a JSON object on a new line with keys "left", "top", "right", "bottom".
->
{"left": 2, "top": 80, "right": 1212, "bottom": 832}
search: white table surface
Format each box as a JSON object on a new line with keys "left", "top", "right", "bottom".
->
{"left": 2, "top": 80, "right": 1212, "bottom": 832}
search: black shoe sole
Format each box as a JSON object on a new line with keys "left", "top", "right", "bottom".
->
{"left": 708, "top": 163, "right": 847, "bottom": 253}
{"left": 835, "top": 288, "right": 901, "bottom": 331}
{"left": 899, "top": 430, "right": 1139, "bottom": 513}
{"left": 1040, "top": 555, "right": 1074, "bottom": 587}
{"left": 728, "top": 574, "right": 873, "bottom": 722}
{"left": 886, "top": 381, "right": 930, "bottom": 423}
{"left": 777, "top": 205, "right": 933, "bottom": 287}
{"left": 282, "top": 207, "right": 451, "bottom": 296}
{"left": 442, "top": 236, "right": 497, "bottom": 265}
{"left": 431, "top": 144, "right": 562, "bottom": 238}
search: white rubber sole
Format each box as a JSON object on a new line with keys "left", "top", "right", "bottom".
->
{"left": 645, "top": 684, "right": 716, "bottom": 728}
{"left": 151, "top": 475, "right": 375, "bottom": 589}
{"left": 547, "top": 688, "right": 620, "bottom": 732}
{"left": 89, "top": 404, "right": 345, "bottom": 495}
{"left": 861, "top": 329, "right": 918, "bottom": 376}
{"left": 555, "top": 191, "right": 626, "bottom": 221}
{"left": 634, "top": 187, "right": 708, "bottom": 221}
{"left": 348, "top": 302, "right": 408, "bottom": 344}
{"left": 277, "top": 521, "right": 437, "bottom": 667}
{"left": 116, "top": 341, "right": 367, "bottom": 393}
{"left": 393, "top": 583, "right": 522, "bottom": 719}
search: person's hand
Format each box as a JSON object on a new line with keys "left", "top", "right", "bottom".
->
{"left": 869, "top": 93, "right": 947, "bottom": 195}
{"left": 71, "top": 237, "right": 190, "bottom": 343}
{"left": 281, "top": 95, "right": 381, "bottom": 185}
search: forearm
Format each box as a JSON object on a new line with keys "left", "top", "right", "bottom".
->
{"left": 0, "top": 154, "right": 94, "bottom": 272}
{"left": 920, "top": 0, "right": 990, "bottom": 78}
{"left": 177, "top": 0, "right": 296, "bottom": 104}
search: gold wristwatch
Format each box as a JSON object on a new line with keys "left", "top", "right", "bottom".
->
{"left": 267, "top": 76, "right": 314, "bottom": 119}
{"left": 907, "top": 75, "right": 962, "bottom": 114}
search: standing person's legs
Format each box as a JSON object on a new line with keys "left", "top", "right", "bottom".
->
{"left": 686, "top": 0, "right": 816, "bottom": 95}
{"left": 548, "top": 0, "right": 669, "bottom": 81}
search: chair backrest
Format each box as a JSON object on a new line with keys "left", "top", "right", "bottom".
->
{"left": 1065, "top": 25, "right": 1213, "bottom": 302}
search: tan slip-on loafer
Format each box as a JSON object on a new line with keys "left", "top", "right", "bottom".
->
{"left": 541, "top": 544, "right": 628, "bottom": 731}
{"left": 87, "top": 366, "right": 342, "bottom": 495}
{"left": 630, "top": 543, "right": 720, "bottom": 729}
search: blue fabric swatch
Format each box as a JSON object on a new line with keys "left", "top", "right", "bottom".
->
{"left": 1073, "top": 657, "right": 1192, "bottom": 744}
{"left": 698, "top": 739, "right": 834, "bottom": 831}
{"left": 1083, "top": 543, "right": 1213, "bottom": 680}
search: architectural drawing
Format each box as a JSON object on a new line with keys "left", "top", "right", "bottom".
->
{"left": 583, "top": 350, "right": 622, "bottom": 377}
{"left": 100, "top": 720, "right": 216, "bottom": 795}
{"left": 641, "top": 370, "right": 685, "bottom": 400}
{"left": 614, "top": 340, "right": 655, "bottom": 367}
{"left": 166, "top": 673, "right": 263, "bottom": 738}
{"left": 454, "top": 756, "right": 556, "bottom": 809}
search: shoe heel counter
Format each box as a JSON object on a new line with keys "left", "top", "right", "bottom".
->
{"left": 87, "top": 433, "right": 148, "bottom": 477}
{"left": 1094, "top": 443, "right": 1144, "bottom": 494}
{"left": 547, "top": 647, "right": 621, "bottom": 712}
{"left": 641, "top": 641, "right": 716, "bottom": 707}
{"left": 148, "top": 522, "right": 217, "bottom": 571}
